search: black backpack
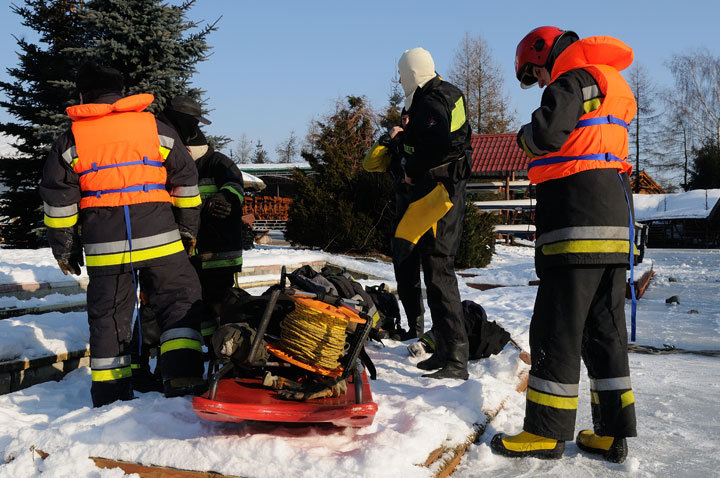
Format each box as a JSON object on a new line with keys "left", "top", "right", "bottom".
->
{"left": 364, "top": 283, "right": 406, "bottom": 340}
{"left": 462, "top": 300, "right": 511, "bottom": 359}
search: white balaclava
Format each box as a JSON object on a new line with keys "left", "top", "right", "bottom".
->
{"left": 398, "top": 47, "right": 436, "bottom": 110}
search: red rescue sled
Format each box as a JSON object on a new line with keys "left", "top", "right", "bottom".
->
{"left": 191, "top": 267, "right": 378, "bottom": 428}
{"left": 192, "top": 369, "right": 377, "bottom": 427}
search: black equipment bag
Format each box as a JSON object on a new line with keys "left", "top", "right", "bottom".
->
{"left": 462, "top": 300, "right": 511, "bottom": 359}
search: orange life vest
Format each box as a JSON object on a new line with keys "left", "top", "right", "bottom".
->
{"left": 67, "top": 94, "right": 171, "bottom": 209}
{"left": 528, "top": 36, "right": 636, "bottom": 185}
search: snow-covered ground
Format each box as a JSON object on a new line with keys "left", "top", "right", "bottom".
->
{"left": 0, "top": 245, "right": 719, "bottom": 477}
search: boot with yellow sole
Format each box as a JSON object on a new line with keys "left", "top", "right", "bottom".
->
{"left": 575, "top": 430, "right": 627, "bottom": 463}
{"left": 490, "top": 430, "right": 565, "bottom": 459}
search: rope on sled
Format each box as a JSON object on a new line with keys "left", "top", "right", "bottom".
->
{"left": 279, "top": 298, "right": 349, "bottom": 370}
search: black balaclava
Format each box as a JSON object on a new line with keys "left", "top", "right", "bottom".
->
{"left": 545, "top": 31, "right": 580, "bottom": 74}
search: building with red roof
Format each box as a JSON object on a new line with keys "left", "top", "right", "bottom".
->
{"left": 469, "top": 133, "right": 529, "bottom": 179}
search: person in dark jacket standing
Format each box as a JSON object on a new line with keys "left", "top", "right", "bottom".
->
{"left": 366, "top": 47, "right": 472, "bottom": 379}
{"left": 159, "top": 96, "right": 246, "bottom": 346}
{"left": 364, "top": 111, "right": 425, "bottom": 341}
{"left": 490, "top": 27, "right": 638, "bottom": 462}
{"left": 40, "top": 62, "right": 206, "bottom": 407}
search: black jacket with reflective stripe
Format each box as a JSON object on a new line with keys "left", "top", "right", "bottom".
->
{"left": 526, "top": 69, "right": 635, "bottom": 270}
{"left": 534, "top": 155, "right": 635, "bottom": 271}
{"left": 195, "top": 147, "right": 245, "bottom": 270}
{"left": 40, "top": 93, "right": 200, "bottom": 275}
{"left": 400, "top": 76, "right": 472, "bottom": 188}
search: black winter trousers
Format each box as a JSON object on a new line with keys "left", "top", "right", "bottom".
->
{"left": 393, "top": 179, "right": 467, "bottom": 354}
{"left": 523, "top": 264, "right": 637, "bottom": 441}
{"left": 88, "top": 254, "right": 204, "bottom": 407}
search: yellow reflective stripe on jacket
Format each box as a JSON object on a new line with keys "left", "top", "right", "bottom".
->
{"left": 171, "top": 195, "right": 202, "bottom": 208}
{"left": 85, "top": 240, "right": 184, "bottom": 267}
{"left": 61, "top": 146, "right": 79, "bottom": 168}
{"left": 541, "top": 240, "right": 638, "bottom": 256}
{"left": 160, "top": 337, "right": 203, "bottom": 355}
{"left": 158, "top": 134, "right": 175, "bottom": 159}
{"left": 583, "top": 98, "right": 602, "bottom": 114}
{"left": 450, "top": 96, "right": 466, "bottom": 132}
{"left": 44, "top": 213, "right": 78, "bottom": 228}
{"left": 526, "top": 388, "right": 578, "bottom": 410}
{"left": 170, "top": 185, "right": 201, "bottom": 208}
{"left": 535, "top": 226, "right": 629, "bottom": 248}
{"left": 91, "top": 366, "right": 132, "bottom": 382}
{"left": 395, "top": 183, "right": 453, "bottom": 244}
{"left": 621, "top": 390, "right": 635, "bottom": 408}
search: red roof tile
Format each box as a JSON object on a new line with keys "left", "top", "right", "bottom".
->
{"left": 470, "top": 133, "right": 529, "bottom": 174}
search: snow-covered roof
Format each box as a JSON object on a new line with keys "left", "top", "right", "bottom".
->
{"left": 238, "top": 162, "right": 311, "bottom": 173}
{"left": 633, "top": 189, "right": 720, "bottom": 221}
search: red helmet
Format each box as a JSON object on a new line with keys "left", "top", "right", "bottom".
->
{"left": 515, "top": 26, "right": 575, "bottom": 89}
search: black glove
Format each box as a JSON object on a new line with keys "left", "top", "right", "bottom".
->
{"left": 204, "top": 191, "right": 232, "bottom": 219}
{"left": 57, "top": 253, "right": 83, "bottom": 276}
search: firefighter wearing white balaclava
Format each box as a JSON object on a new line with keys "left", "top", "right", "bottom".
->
{"left": 373, "top": 47, "right": 472, "bottom": 380}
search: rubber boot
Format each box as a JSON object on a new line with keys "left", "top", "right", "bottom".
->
{"left": 401, "top": 315, "right": 425, "bottom": 341}
{"left": 490, "top": 430, "right": 565, "bottom": 460}
{"left": 131, "top": 348, "right": 163, "bottom": 393}
{"left": 423, "top": 340, "right": 469, "bottom": 380}
{"left": 576, "top": 430, "right": 628, "bottom": 463}
{"left": 416, "top": 353, "right": 446, "bottom": 370}
{"left": 163, "top": 377, "right": 209, "bottom": 398}
{"left": 417, "top": 334, "right": 445, "bottom": 370}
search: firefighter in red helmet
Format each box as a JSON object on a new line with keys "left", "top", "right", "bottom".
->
{"left": 490, "top": 27, "right": 638, "bottom": 462}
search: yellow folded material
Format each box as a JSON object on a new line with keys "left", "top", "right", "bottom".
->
{"left": 362, "top": 142, "right": 392, "bottom": 172}
{"left": 395, "top": 182, "right": 453, "bottom": 244}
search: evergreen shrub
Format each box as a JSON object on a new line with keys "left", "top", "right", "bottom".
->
{"left": 455, "top": 205, "right": 497, "bottom": 269}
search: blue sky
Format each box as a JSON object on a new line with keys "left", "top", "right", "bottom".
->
{"left": 1, "top": 0, "right": 719, "bottom": 160}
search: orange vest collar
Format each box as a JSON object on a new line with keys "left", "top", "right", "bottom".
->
{"left": 550, "top": 36, "right": 634, "bottom": 83}
{"left": 66, "top": 93, "right": 155, "bottom": 121}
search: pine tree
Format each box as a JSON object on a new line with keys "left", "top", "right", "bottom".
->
{"left": 252, "top": 140, "right": 269, "bottom": 164}
{"left": 286, "top": 96, "right": 394, "bottom": 254}
{"left": 0, "top": 1, "right": 84, "bottom": 247}
{"left": 378, "top": 73, "right": 403, "bottom": 132}
{"left": 0, "top": 0, "right": 216, "bottom": 247}
{"left": 688, "top": 140, "right": 720, "bottom": 190}
{"left": 71, "top": 0, "right": 218, "bottom": 110}
{"left": 455, "top": 205, "right": 497, "bottom": 269}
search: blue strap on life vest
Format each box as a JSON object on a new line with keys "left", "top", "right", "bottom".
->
{"left": 528, "top": 152, "right": 626, "bottom": 169}
{"left": 575, "top": 114, "right": 629, "bottom": 129}
{"left": 618, "top": 172, "right": 637, "bottom": 342}
{"left": 528, "top": 115, "right": 630, "bottom": 170}
{"left": 77, "top": 157, "right": 163, "bottom": 176}
{"left": 82, "top": 183, "right": 165, "bottom": 198}
{"left": 123, "top": 204, "right": 142, "bottom": 355}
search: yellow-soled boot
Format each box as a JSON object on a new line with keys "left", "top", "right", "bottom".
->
{"left": 576, "top": 430, "right": 627, "bottom": 463}
{"left": 490, "top": 430, "right": 565, "bottom": 459}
